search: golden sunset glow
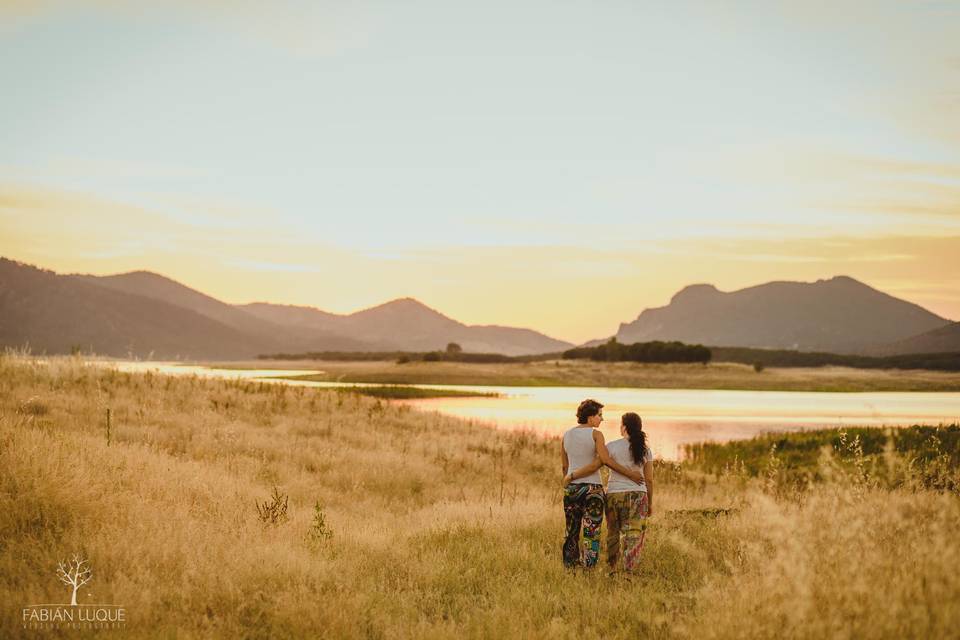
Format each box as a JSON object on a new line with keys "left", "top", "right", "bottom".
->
{"left": 4, "top": 5, "right": 960, "bottom": 638}
{"left": 1, "top": 1, "right": 958, "bottom": 343}
{"left": 2, "top": 182, "right": 957, "bottom": 342}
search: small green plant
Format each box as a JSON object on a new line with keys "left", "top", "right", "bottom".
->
{"left": 256, "top": 486, "right": 289, "bottom": 526}
{"left": 306, "top": 501, "right": 333, "bottom": 547}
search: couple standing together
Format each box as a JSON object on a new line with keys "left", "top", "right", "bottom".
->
{"left": 560, "top": 398, "right": 654, "bottom": 572}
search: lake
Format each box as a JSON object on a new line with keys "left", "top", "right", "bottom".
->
{"left": 105, "top": 361, "right": 960, "bottom": 460}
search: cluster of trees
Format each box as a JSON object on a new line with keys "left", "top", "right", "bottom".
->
{"left": 260, "top": 341, "right": 959, "bottom": 371}
{"left": 260, "top": 343, "right": 528, "bottom": 364}
{"left": 414, "top": 343, "right": 515, "bottom": 364}
{"left": 712, "top": 347, "right": 960, "bottom": 372}
{"left": 260, "top": 351, "right": 407, "bottom": 361}
{"left": 563, "top": 339, "right": 712, "bottom": 364}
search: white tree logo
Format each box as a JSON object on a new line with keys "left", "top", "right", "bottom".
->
{"left": 56, "top": 554, "right": 92, "bottom": 606}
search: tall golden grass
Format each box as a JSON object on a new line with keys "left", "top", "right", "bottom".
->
{"left": 2, "top": 355, "right": 958, "bottom": 638}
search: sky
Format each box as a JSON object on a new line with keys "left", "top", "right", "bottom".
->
{"left": 1, "top": 1, "right": 959, "bottom": 343}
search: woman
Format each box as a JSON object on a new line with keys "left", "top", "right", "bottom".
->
{"left": 602, "top": 412, "right": 654, "bottom": 572}
{"left": 560, "top": 399, "right": 647, "bottom": 569}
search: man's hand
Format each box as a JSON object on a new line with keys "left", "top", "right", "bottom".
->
{"left": 561, "top": 473, "right": 572, "bottom": 488}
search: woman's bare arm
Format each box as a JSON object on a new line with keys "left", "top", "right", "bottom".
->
{"left": 593, "top": 431, "right": 645, "bottom": 484}
{"left": 564, "top": 456, "right": 602, "bottom": 486}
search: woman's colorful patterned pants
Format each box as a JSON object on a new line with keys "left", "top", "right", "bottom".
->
{"left": 605, "top": 490, "right": 649, "bottom": 571}
{"left": 562, "top": 483, "right": 605, "bottom": 568}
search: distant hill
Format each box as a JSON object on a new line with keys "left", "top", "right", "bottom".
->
{"left": 0, "top": 259, "right": 270, "bottom": 359}
{"left": 7, "top": 257, "right": 952, "bottom": 359}
{"left": 579, "top": 337, "right": 611, "bottom": 349}
{"left": 615, "top": 276, "right": 951, "bottom": 354}
{"left": 241, "top": 302, "right": 342, "bottom": 331}
{"left": 79, "top": 271, "right": 278, "bottom": 336}
{"left": 79, "top": 271, "right": 374, "bottom": 353}
{"left": 0, "top": 258, "right": 571, "bottom": 358}
{"left": 871, "top": 321, "right": 960, "bottom": 356}
{"left": 240, "top": 298, "right": 573, "bottom": 356}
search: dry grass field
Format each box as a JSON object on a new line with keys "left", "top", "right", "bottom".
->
{"left": 3, "top": 355, "right": 959, "bottom": 638}
{"left": 219, "top": 358, "right": 960, "bottom": 392}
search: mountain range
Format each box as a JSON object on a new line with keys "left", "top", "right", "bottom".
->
{"left": 612, "top": 276, "right": 954, "bottom": 355}
{"left": 870, "top": 321, "right": 960, "bottom": 356}
{"left": 0, "top": 258, "right": 571, "bottom": 359}
{"left": 1, "top": 257, "right": 957, "bottom": 359}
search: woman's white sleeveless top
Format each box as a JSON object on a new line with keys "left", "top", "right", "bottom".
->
{"left": 563, "top": 426, "right": 602, "bottom": 484}
{"left": 606, "top": 438, "right": 655, "bottom": 493}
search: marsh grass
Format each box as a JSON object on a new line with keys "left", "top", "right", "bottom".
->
{"left": 685, "top": 425, "right": 960, "bottom": 493}
{"left": 2, "top": 355, "right": 959, "bottom": 638}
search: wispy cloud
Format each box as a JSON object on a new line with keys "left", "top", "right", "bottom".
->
{"left": 733, "top": 147, "right": 960, "bottom": 224}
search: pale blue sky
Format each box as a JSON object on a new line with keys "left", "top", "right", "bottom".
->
{"left": 2, "top": 1, "right": 958, "bottom": 341}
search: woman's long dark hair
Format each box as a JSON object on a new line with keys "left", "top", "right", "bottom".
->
{"left": 622, "top": 412, "right": 647, "bottom": 465}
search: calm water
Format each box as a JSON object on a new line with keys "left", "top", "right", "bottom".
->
{"left": 105, "top": 361, "right": 960, "bottom": 460}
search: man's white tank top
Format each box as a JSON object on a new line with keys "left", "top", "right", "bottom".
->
{"left": 563, "top": 426, "right": 602, "bottom": 484}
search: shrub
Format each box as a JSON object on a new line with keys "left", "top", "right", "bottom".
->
{"left": 256, "top": 486, "right": 289, "bottom": 526}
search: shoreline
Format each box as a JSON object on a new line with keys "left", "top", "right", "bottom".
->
{"left": 202, "top": 359, "right": 960, "bottom": 393}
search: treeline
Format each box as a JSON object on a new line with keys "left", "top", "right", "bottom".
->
{"left": 563, "top": 339, "right": 712, "bottom": 364}
{"left": 259, "top": 343, "right": 960, "bottom": 371}
{"left": 712, "top": 347, "right": 960, "bottom": 372}
{"left": 258, "top": 349, "right": 560, "bottom": 364}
